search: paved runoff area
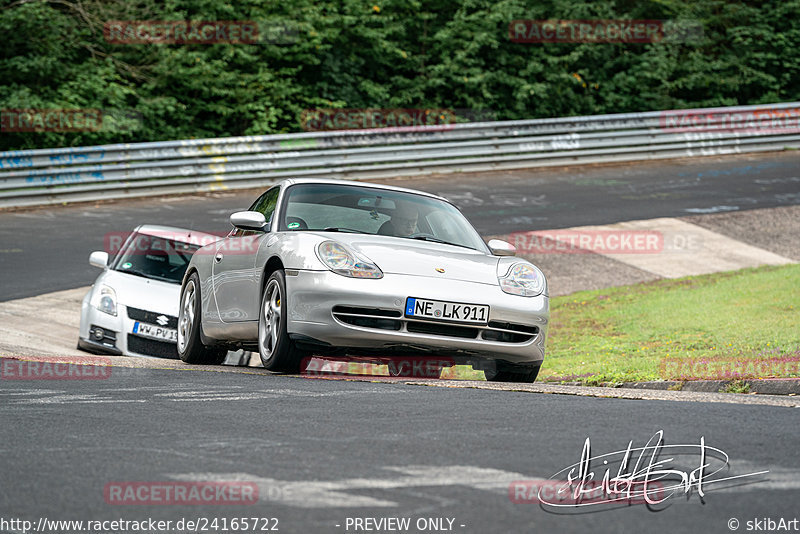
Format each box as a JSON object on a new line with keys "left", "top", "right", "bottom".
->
{"left": 506, "top": 216, "right": 793, "bottom": 281}
{"left": 496, "top": 205, "right": 798, "bottom": 296}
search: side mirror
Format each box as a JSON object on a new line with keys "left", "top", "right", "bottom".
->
{"left": 487, "top": 239, "right": 516, "bottom": 257}
{"left": 230, "top": 211, "right": 268, "bottom": 232}
{"left": 89, "top": 251, "right": 109, "bottom": 268}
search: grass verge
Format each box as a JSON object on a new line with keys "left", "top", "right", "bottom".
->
{"left": 539, "top": 264, "right": 800, "bottom": 385}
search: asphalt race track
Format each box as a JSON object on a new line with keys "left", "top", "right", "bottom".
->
{"left": 1, "top": 366, "right": 798, "bottom": 534}
{"left": 1, "top": 152, "right": 799, "bottom": 534}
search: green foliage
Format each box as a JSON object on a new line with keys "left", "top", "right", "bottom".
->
{"left": 720, "top": 380, "right": 751, "bottom": 394}
{"left": 1, "top": 0, "right": 799, "bottom": 150}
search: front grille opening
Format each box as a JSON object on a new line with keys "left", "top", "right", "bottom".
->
{"left": 335, "top": 315, "right": 402, "bottom": 331}
{"left": 127, "top": 307, "right": 178, "bottom": 329}
{"left": 406, "top": 321, "right": 478, "bottom": 339}
{"left": 332, "top": 305, "right": 403, "bottom": 331}
{"left": 127, "top": 334, "right": 178, "bottom": 359}
{"left": 332, "top": 306, "right": 402, "bottom": 318}
{"left": 487, "top": 321, "right": 539, "bottom": 335}
{"left": 481, "top": 330, "right": 533, "bottom": 343}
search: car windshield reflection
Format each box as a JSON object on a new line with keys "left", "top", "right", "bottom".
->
{"left": 281, "top": 183, "right": 488, "bottom": 252}
{"left": 113, "top": 233, "right": 201, "bottom": 283}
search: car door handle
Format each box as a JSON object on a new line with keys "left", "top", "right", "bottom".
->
{"left": 214, "top": 253, "right": 223, "bottom": 263}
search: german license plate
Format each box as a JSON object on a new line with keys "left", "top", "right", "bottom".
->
{"left": 405, "top": 297, "right": 489, "bottom": 325}
{"left": 133, "top": 322, "right": 177, "bottom": 342}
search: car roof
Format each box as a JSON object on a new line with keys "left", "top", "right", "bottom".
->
{"left": 278, "top": 178, "right": 450, "bottom": 203}
{"left": 134, "top": 225, "right": 219, "bottom": 243}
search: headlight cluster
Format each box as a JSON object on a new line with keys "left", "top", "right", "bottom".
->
{"left": 498, "top": 263, "right": 545, "bottom": 297}
{"left": 91, "top": 285, "right": 118, "bottom": 316}
{"left": 316, "top": 241, "right": 383, "bottom": 279}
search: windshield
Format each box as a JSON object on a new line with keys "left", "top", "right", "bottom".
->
{"left": 280, "top": 183, "right": 488, "bottom": 252}
{"left": 113, "top": 232, "right": 201, "bottom": 283}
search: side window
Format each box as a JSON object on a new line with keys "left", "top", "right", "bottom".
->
{"left": 230, "top": 187, "right": 280, "bottom": 237}
{"left": 249, "top": 187, "right": 280, "bottom": 224}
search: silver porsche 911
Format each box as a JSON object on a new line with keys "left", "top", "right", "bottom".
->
{"left": 177, "top": 179, "right": 548, "bottom": 382}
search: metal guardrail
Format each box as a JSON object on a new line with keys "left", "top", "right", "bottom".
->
{"left": 1, "top": 102, "right": 798, "bottom": 208}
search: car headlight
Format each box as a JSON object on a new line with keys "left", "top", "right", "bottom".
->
{"left": 498, "top": 263, "right": 545, "bottom": 297}
{"left": 91, "top": 285, "right": 118, "bottom": 316}
{"left": 316, "top": 241, "right": 383, "bottom": 279}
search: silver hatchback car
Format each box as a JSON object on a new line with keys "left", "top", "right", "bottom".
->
{"left": 177, "top": 179, "right": 548, "bottom": 382}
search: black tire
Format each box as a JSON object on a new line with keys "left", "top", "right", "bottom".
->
{"left": 259, "top": 270, "right": 304, "bottom": 373}
{"left": 484, "top": 361, "right": 541, "bottom": 383}
{"left": 177, "top": 272, "right": 226, "bottom": 365}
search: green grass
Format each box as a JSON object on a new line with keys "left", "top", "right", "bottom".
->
{"left": 540, "top": 264, "right": 800, "bottom": 384}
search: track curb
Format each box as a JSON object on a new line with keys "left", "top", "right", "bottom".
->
{"left": 547, "top": 378, "right": 800, "bottom": 395}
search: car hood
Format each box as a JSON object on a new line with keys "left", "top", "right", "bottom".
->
{"left": 320, "top": 233, "right": 500, "bottom": 285}
{"left": 97, "top": 270, "right": 181, "bottom": 316}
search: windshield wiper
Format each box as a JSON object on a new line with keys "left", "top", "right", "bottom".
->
{"left": 319, "top": 227, "right": 369, "bottom": 234}
{"left": 115, "top": 267, "right": 153, "bottom": 279}
{"left": 408, "top": 235, "right": 475, "bottom": 250}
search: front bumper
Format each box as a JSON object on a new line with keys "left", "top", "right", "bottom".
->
{"left": 285, "top": 270, "right": 548, "bottom": 366}
{"left": 79, "top": 291, "right": 179, "bottom": 359}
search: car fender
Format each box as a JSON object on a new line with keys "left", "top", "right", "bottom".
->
{"left": 255, "top": 232, "right": 330, "bottom": 288}
{"left": 183, "top": 242, "right": 218, "bottom": 327}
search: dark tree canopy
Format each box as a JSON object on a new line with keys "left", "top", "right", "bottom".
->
{"left": 1, "top": 0, "right": 798, "bottom": 150}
